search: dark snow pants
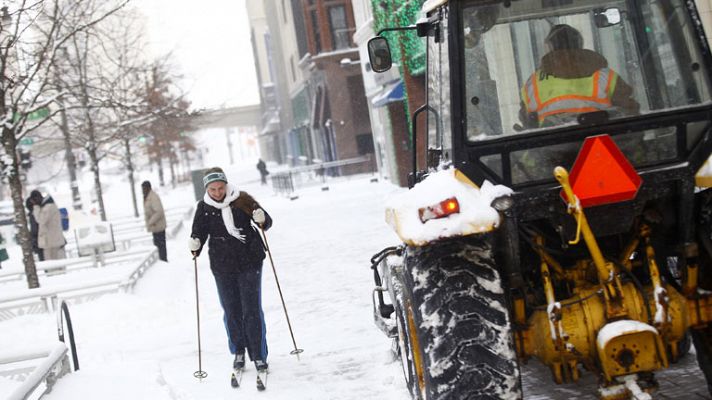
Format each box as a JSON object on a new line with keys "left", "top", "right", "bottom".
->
{"left": 212, "top": 263, "right": 268, "bottom": 362}
{"left": 152, "top": 231, "right": 167, "bottom": 262}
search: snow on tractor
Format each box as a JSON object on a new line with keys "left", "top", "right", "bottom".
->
{"left": 368, "top": 0, "right": 712, "bottom": 399}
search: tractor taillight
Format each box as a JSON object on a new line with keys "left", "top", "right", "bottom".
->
{"left": 418, "top": 197, "right": 460, "bottom": 223}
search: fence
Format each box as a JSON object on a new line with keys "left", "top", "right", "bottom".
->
{"left": 64, "top": 206, "right": 193, "bottom": 256}
{"left": 1, "top": 299, "right": 80, "bottom": 400}
{"left": 271, "top": 155, "right": 376, "bottom": 197}
{"left": 0, "top": 247, "right": 158, "bottom": 322}
{"left": 1, "top": 343, "right": 70, "bottom": 400}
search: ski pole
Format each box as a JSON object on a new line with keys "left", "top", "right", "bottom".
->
{"left": 192, "top": 256, "right": 208, "bottom": 380}
{"left": 259, "top": 227, "right": 304, "bottom": 360}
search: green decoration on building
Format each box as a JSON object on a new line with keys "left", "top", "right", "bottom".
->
{"left": 371, "top": 0, "right": 427, "bottom": 147}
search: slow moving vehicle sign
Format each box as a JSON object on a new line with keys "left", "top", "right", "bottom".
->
{"left": 563, "top": 134, "right": 642, "bottom": 208}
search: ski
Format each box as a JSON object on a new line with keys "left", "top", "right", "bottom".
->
{"left": 230, "top": 369, "right": 243, "bottom": 388}
{"left": 256, "top": 370, "right": 268, "bottom": 391}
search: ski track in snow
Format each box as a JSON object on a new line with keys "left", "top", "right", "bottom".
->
{"left": 0, "top": 166, "right": 410, "bottom": 400}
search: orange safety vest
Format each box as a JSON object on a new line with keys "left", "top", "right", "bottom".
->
{"left": 521, "top": 68, "right": 618, "bottom": 125}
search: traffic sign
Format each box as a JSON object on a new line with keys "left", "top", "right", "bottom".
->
{"left": 563, "top": 134, "right": 642, "bottom": 207}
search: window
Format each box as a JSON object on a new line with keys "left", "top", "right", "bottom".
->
{"left": 290, "top": 56, "right": 296, "bottom": 82}
{"left": 310, "top": 9, "right": 322, "bottom": 54}
{"left": 329, "top": 5, "right": 351, "bottom": 50}
{"left": 281, "top": 0, "right": 288, "bottom": 23}
{"left": 461, "top": 0, "right": 712, "bottom": 140}
{"left": 427, "top": 8, "right": 452, "bottom": 161}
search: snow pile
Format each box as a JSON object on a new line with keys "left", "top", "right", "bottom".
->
{"left": 385, "top": 169, "right": 512, "bottom": 246}
{"left": 596, "top": 319, "right": 658, "bottom": 350}
{"left": 697, "top": 158, "right": 712, "bottom": 178}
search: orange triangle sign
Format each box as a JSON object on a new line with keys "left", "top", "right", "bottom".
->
{"left": 563, "top": 134, "right": 642, "bottom": 208}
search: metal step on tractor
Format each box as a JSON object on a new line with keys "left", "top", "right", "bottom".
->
{"left": 368, "top": 0, "right": 712, "bottom": 398}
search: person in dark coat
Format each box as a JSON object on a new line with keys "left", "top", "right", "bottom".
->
{"left": 25, "top": 197, "right": 44, "bottom": 261}
{"left": 189, "top": 167, "right": 273, "bottom": 372}
{"left": 256, "top": 159, "right": 269, "bottom": 185}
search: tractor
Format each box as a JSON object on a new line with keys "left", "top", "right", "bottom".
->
{"left": 368, "top": 0, "right": 712, "bottom": 398}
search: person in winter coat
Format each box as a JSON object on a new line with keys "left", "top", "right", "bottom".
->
{"left": 25, "top": 197, "right": 44, "bottom": 261}
{"left": 29, "top": 190, "right": 66, "bottom": 260}
{"left": 189, "top": 167, "right": 273, "bottom": 373}
{"left": 256, "top": 159, "right": 269, "bottom": 185}
{"left": 519, "top": 24, "right": 639, "bottom": 128}
{"left": 142, "top": 181, "right": 167, "bottom": 262}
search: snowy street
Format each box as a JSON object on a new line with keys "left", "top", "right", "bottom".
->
{"left": 3, "top": 168, "right": 712, "bottom": 399}
{"left": 2, "top": 166, "right": 712, "bottom": 399}
{"left": 0, "top": 169, "right": 411, "bottom": 400}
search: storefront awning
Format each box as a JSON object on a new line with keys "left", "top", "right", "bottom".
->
{"left": 371, "top": 80, "right": 404, "bottom": 108}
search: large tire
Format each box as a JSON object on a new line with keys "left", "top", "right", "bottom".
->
{"left": 403, "top": 234, "right": 522, "bottom": 400}
{"left": 692, "top": 327, "right": 712, "bottom": 395}
{"left": 389, "top": 259, "right": 424, "bottom": 399}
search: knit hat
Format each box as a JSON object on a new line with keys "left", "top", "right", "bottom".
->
{"left": 203, "top": 167, "right": 228, "bottom": 188}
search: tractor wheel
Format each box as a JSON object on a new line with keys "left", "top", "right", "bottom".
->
{"left": 403, "top": 234, "right": 522, "bottom": 400}
{"left": 390, "top": 257, "right": 424, "bottom": 399}
{"left": 694, "top": 191, "right": 712, "bottom": 395}
{"left": 692, "top": 327, "right": 712, "bottom": 395}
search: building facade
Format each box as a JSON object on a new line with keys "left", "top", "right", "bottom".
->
{"left": 297, "top": 0, "right": 375, "bottom": 174}
{"left": 371, "top": 0, "right": 428, "bottom": 187}
{"left": 352, "top": 0, "right": 402, "bottom": 183}
{"left": 246, "top": 0, "right": 292, "bottom": 165}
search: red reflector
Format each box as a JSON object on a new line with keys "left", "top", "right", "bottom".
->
{"left": 563, "top": 134, "right": 641, "bottom": 207}
{"left": 419, "top": 197, "right": 460, "bottom": 223}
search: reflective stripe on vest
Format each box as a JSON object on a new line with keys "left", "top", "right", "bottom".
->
{"left": 521, "top": 68, "right": 618, "bottom": 124}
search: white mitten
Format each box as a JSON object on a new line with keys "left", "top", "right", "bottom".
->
{"left": 188, "top": 237, "right": 201, "bottom": 251}
{"left": 252, "top": 208, "right": 266, "bottom": 225}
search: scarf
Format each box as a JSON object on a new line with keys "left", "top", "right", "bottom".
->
{"left": 203, "top": 183, "right": 246, "bottom": 243}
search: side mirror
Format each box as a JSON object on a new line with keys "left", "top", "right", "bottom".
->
{"left": 594, "top": 7, "right": 622, "bottom": 28}
{"left": 367, "top": 36, "right": 392, "bottom": 73}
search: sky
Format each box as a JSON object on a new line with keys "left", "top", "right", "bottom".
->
{"left": 134, "top": 0, "right": 260, "bottom": 111}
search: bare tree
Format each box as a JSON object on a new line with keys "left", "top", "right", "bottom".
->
{"left": 99, "top": 9, "right": 154, "bottom": 218}
{"left": 52, "top": 0, "right": 140, "bottom": 222}
{"left": 142, "top": 60, "right": 195, "bottom": 188}
{"left": 0, "top": 0, "right": 127, "bottom": 289}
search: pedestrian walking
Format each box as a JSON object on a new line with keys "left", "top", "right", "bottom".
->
{"left": 189, "top": 167, "right": 273, "bottom": 375}
{"left": 256, "top": 159, "right": 269, "bottom": 185}
{"left": 25, "top": 197, "right": 44, "bottom": 261}
{"left": 29, "top": 190, "right": 66, "bottom": 260}
{"left": 142, "top": 181, "right": 168, "bottom": 262}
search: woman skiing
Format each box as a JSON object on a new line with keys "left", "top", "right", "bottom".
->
{"left": 189, "top": 167, "right": 272, "bottom": 378}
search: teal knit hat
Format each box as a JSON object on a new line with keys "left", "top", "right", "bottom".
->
{"left": 203, "top": 171, "right": 227, "bottom": 187}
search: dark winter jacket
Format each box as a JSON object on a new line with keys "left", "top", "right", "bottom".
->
{"left": 190, "top": 191, "right": 272, "bottom": 273}
{"left": 25, "top": 199, "right": 40, "bottom": 252}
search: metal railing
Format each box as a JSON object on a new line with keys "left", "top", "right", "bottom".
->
{"left": 56, "top": 300, "right": 79, "bottom": 372}
{"left": 0, "top": 248, "right": 158, "bottom": 321}
{"left": 271, "top": 155, "right": 375, "bottom": 197}
{"left": 1, "top": 301, "right": 78, "bottom": 400}
{"left": 2, "top": 344, "right": 70, "bottom": 400}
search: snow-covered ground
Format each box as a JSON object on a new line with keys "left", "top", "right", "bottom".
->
{"left": 0, "top": 162, "right": 411, "bottom": 399}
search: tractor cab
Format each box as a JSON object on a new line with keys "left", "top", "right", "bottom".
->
{"left": 370, "top": 0, "right": 712, "bottom": 190}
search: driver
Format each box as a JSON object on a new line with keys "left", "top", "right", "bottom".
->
{"left": 519, "top": 24, "right": 639, "bottom": 128}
